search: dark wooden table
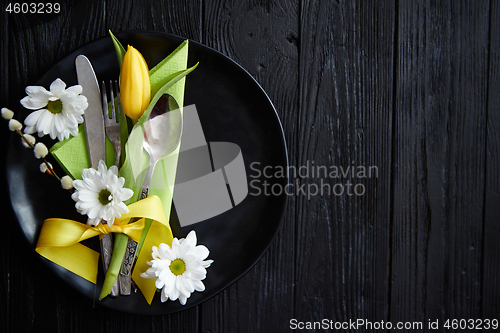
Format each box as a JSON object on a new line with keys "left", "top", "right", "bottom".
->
{"left": 1, "top": 1, "right": 499, "bottom": 332}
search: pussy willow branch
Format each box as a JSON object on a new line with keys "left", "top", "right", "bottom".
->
{"left": 15, "top": 129, "right": 62, "bottom": 181}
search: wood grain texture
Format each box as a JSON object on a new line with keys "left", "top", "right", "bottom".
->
{"left": 295, "top": 0, "right": 395, "bottom": 325}
{"left": 0, "top": 3, "right": 11, "bottom": 331}
{"left": 1, "top": 0, "right": 499, "bottom": 332}
{"left": 392, "top": 0, "right": 490, "bottom": 325}
{"left": 483, "top": 0, "right": 500, "bottom": 319}
{"left": 201, "top": 1, "right": 298, "bottom": 331}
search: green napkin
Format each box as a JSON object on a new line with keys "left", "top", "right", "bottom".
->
{"left": 50, "top": 124, "right": 115, "bottom": 176}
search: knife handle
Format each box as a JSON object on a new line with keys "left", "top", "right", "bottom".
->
{"left": 118, "top": 185, "right": 150, "bottom": 295}
{"left": 118, "top": 239, "right": 138, "bottom": 295}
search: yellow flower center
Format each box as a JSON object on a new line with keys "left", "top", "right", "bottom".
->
{"left": 170, "top": 258, "right": 186, "bottom": 276}
{"left": 98, "top": 189, "right": 112, "bottom": 205}
{"left": 47, "top": 99, "right": 63, "bottom": 114}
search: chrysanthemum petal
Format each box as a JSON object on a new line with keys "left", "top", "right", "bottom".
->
{"left": 21, "top": 96, "right": 48, "bottom": 110}
{"left": 24, "top": 109, "right": 44, "bottom": 126}
{"left": 160, "top": 289, "right": 168, "bottom": 303}
{"left": 49, "top": 78, "right": 66, "bottom": 93}
{"left": 191, "top": 245, "right": 210, "bottom": 260}
{"left": 183, "top": 230, "right": 197, "bottom": 248}
{"left": 36, "top": 108, "right": 55, "bottom": 135}
{"left": 66, "top": 85, "right": 83, "bottom": 95}
{"left": 178, "top": 294, "right": 188, "bottom": 305}
{"left": 193, "top": 279, "right": 205, "bottom": 292}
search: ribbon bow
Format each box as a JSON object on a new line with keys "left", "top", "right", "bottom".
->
{"left": 35, "top": 195, "right": 173, "bottom": 304}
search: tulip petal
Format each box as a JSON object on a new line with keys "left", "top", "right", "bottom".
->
{"left": 120, "top": 45, "right": 150, "bottom": 119}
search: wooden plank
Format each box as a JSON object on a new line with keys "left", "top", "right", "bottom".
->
{"left": 482, "top": 0, "right": 500, "bottom": 319}
{"left": 392, "top": 0, "right": 490, "bottom": 325}
{"left": 200, "top": 0, "right": 298, "bottom": 331}
{"left": 295, "top": 0, "right": 394, "bottom": 325}
{"left": 0, "top": 8, "right": 12, "bottom": 333}
{"left": 105, "top": 0, "right": 202, "bottom": 42}
{"left": 1, "top": 11, "right": 54, "bottom": 333}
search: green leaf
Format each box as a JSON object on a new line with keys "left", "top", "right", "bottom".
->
{"left": 99, "top": 233, "right": 128, "bottom": 300}
{"left": 118, "top": 98, "right": 129, "bottom": 167}
{"left": 109, "top": 30, "right": 126, "bottom": 69}
{"left": 149, "top": 40, "right": 188, "bottom": 78}
{"left": 138, "top": 63, "right": 199, "bottom": 126}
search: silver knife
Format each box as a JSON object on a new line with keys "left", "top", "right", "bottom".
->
{"left": 75, "top": 54, "right": 119, "bottom": 297}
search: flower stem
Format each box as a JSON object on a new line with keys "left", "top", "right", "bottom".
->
{"left": 99, "top": 233, "right": 129, "bottom": 299}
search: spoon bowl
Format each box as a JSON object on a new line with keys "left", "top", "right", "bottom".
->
{"left": 143, "top": 95, "right": 182, "bottom": 163}
{"left": 140, "top": 94, "right": 182, "bottom": 198}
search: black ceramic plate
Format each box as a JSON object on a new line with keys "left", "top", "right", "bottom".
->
{"left": 6, "top": 31, "right": 288, "bottom": 315}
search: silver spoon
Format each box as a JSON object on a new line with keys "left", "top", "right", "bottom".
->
{"left": 139, "top": 95, "right": 183, "bottom": 199}
{"left": 119, "top": 94, "right": 182, "bottom": 295}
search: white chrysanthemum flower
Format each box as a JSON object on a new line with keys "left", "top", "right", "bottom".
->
{"left": 140, "top": 230, "right": 213, "bottom": 305}
{"left": 71, "top": 160, "right": 134, "bottom": 226}
{"left": 21, "top": 78, "right": 88, "bottom": 141}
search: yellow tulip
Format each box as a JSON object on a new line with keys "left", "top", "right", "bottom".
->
{"left": 120, "top": 45, "right": 151, "bottom": 120}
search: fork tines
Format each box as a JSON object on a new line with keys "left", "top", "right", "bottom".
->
{"left": 101, "top": 80, "right": 121, "bottom": 166}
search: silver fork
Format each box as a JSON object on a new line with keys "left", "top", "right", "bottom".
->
{"left": 102, "top": 80, "right": 121, "bottom": 166}
{"left": 100, "top": 80, "right": 122, "bottom": 297}
{"left": 103, "top": 81, "right": 137, "bottom": 296}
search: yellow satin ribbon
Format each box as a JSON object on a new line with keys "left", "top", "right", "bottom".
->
{"left": 35, "top": 195, "right": 173, "bottom": 304}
